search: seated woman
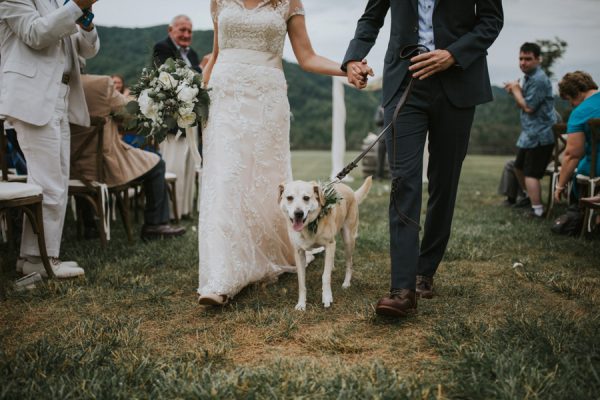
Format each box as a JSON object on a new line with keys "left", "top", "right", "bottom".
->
{"left": 554, "top": 71, "right": 600, "bottom": 204}
{"left": 111, "top": 74, "right": 131, "bottom": 97}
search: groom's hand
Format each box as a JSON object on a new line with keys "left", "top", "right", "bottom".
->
{"left": 346, "top": 59, "right": 374, "bottom": 89}
{"left": 409, "top": 50, "right": 455, "bottom": 80}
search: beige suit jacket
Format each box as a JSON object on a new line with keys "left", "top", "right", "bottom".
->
{"left": 70, "top": 75, "right": 160, "bottom": 187}
{"left": 0, "top": 0, "right": 100, "bottom": 127}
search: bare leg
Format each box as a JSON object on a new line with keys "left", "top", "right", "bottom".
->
{"left": 525, "top": 177, "right": 543, "bottom": 206}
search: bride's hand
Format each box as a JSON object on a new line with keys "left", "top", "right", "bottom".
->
{"left": 346, "top": 59, "right": 373, "bottom": 89}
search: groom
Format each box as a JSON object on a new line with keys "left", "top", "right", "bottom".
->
{"left": 343, "top": 0, "right": 503, "bottom": 317}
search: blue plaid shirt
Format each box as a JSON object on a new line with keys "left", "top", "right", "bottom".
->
{"left": 516, "top": 67, "right": 556, "bottom": 149}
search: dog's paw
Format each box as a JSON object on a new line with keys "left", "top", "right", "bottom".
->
{"left": 342, "top": 281, "right": 351, "bottom": 289}
{"left": 295, "top": 303, "right": 306, "bottom": 311}
{"left": 322, "top": 292, "right": 333, "bottom": 308}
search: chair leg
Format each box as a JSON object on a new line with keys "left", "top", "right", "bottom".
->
{"left": 6, "top": 209, "right": 15, "bottom": 252}
{"left": 22, "top": 203, "right": 54, "bottom": 278}
{"left": 133, "top": 185, "right": 140, "bottom": 223}
{"left": 168, "top": 181, "right": 179, "bottom": 223}
{"left": 580, "top": 206, "right": 592, "bottom": 239}
{"left": 75, "top": 196, "right": 84, "bottom": 240}
{"left": 95, "top": 188, "right": 108, "bottom": 248}
{"left": 547, "top": 173, "right": 557, "bottom": 219}
{"left": 115, "top": 191, "right": 134, "bottom": 244}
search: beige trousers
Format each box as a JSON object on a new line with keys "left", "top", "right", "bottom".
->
{"left": 12, "top": 83, "right": 70, "bottom": 258}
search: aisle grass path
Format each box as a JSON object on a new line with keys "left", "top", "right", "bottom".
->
{"left": 1, "top": 152, "right": 599, "bottom": 399}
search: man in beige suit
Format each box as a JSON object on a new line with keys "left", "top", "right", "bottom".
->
{"left": 72, "top": 74, "right": 186, "bottom": 240}
{"left": 0, "top": 0, "right": 100, "bottom": 278}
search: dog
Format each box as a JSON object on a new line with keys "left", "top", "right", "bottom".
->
{"left": 279, "top": 176, "right": 372, "bottom": 310}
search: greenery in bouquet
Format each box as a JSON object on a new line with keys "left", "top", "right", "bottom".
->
{"left": 124, "top": 58, "right": 210, "bottom": 143}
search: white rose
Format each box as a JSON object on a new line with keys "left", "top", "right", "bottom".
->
{"left": 177, "top": 84, "right": 199, "bottom": 103}
{"left": 178, "top": 104, "right": 194, "bottom": 116}
{"left": 138, "top": 90, "right": 160, "bottom": 122}
{"left": 158, "top": 71, "right": 177, "bottom": 89}
{"left": 177, "top": 112, "right": 197, "bottom": 128}
{"left": 185, "top": 68, "right": 196, "bottom": 81}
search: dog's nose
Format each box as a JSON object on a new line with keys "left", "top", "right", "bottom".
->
{"left": 294, "top": 210, "right": 304, "bottom": 219}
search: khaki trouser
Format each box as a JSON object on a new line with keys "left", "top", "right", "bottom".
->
{"left": 12, "top": 83, "right": 70, "bottom": 258}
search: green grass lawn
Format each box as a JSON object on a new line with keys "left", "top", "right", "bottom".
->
{"left": 1, "top": 152, "right": 599, "bottom": 399}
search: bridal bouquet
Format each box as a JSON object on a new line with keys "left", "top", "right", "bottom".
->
{"left": 124, "top": 58, "right": 210, "bottom": 143}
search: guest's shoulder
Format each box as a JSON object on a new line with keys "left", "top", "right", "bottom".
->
{"left": 154, "top": 37, "right": 172, "bottom": 49}
{"left": 531, "top": 67, "right": 550, "bottom": 84}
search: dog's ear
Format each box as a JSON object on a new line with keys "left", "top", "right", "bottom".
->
{"left": 313, "top": 184, "right": 326, "bottom": 207}
{"left": 278, "top": 182, "right": 286, "bottom": 204}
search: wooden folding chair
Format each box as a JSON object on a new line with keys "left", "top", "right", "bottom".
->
{"left": 69, "top": 117, "right": 134, "bottom": 246}
{"left": 0, "top": 120, "right": 54, "bottom": 277}
{"left": 546, "top": 123, "right": 568, "bottom": 218}
{"left": 578, "top": 119, "right": 600, "bottom": 237}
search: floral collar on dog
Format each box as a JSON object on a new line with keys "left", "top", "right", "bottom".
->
{"left": 308, "top": 183, "right": 343, "bottom": 234}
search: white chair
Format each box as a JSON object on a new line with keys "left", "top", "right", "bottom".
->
{"left": 577, "top": 119, "right": 600, "bottom": 236}
{"left": 0, "top": 120, "right": 54, "bottom": 278}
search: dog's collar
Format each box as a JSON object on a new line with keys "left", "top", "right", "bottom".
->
{"left": 307, "top": 183, "right": 342, "bottom": 234}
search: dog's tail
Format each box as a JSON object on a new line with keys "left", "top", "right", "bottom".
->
{"left": 354, "top": 176, "right": 373, "bottom": 205}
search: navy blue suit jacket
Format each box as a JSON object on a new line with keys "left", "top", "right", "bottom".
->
{"left": 342, "top": 0, "right": 503, "bottom": 108}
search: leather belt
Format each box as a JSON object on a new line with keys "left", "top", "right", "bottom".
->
{"left": 61, "top": 73, "right": 70, "bottom": 85}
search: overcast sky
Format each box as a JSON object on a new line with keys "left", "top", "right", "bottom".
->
{"left": 93, "top": 0, "right": 600, "bottom": 87}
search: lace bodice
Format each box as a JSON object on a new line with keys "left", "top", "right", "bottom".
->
{"left": 211, "top": 0, "right": 305, "bottom": 56}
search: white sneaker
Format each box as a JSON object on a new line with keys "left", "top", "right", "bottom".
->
{"left": 22, "top": 257, "right": 85, "bottom": 279}
{"left": 22, "top": 256, "right": 79, "bottom": 270}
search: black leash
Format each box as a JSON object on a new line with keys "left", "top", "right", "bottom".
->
{"left": 329, "top": 44, "right": 430, "bottom": 231}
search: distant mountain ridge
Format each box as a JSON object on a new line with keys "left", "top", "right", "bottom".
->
{"left": 87, "top": 25, "right": 552, "bottom": 154}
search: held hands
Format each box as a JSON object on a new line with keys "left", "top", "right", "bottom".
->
{"left": 408, "top": 49, "right": 455, "bottom": 80}
{"left": 346, "top": 59, "right": 374, "bottom": 90}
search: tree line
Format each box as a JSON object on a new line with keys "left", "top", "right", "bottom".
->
{"left": 87, "top": 26, "right": 567, "bottom": 155}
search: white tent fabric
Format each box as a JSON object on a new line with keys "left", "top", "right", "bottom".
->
{"left": 330, "top": 76, "right": 428, "bottom": 183}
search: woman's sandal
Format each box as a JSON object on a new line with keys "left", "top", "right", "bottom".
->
{"left": 198, "top": 293, "right": 229, "bottom": 306}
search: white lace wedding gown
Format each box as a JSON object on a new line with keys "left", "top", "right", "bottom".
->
{"left": 198, "top": 0, "right": 306, "bottom": 298}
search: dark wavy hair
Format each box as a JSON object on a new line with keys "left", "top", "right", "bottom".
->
{"left": 558, "top": 71, "right": 598, "bottom": 99}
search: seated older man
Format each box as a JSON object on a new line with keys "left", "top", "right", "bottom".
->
{"left": 71, "top": 74, "right": 185, "bottom": 240}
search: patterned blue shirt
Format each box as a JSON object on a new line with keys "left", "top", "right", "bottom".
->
{"left": 418, "top": 0, "right": 435, "bottom": 51}
{"left": 516, "top": 66, "right": 556, "bottom": 148}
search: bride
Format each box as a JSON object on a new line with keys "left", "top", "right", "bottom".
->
{"left": 197, "top": 0, "right": 350, "bottom": 305}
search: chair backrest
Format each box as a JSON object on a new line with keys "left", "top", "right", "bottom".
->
{"left": 551, "top": 123, "right": 568, "bottom": 172}
{"left": 0, "top": 120, "right": 8, "bottom": 182}
{"left": 70, "top": 116, "right": 106, "bottom": 184}
{"left": 588, "top": 118, "right": 600, "bottom": 180}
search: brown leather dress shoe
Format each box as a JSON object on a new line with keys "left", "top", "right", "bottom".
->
{"left": 375, "top": 289, "right": 417, "bottom": 317}
{"left": 416, "top": 275, "right": 434, "bottom": 299}
{"left": 141, "top": 224, "right": 186, "bottom": 241}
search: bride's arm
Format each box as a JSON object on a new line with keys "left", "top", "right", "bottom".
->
{"left": 203, "top": 21, "right": 220, "bottom": 86}
{"left": 288, "top": 15, "right": 345, "bottom": 77}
